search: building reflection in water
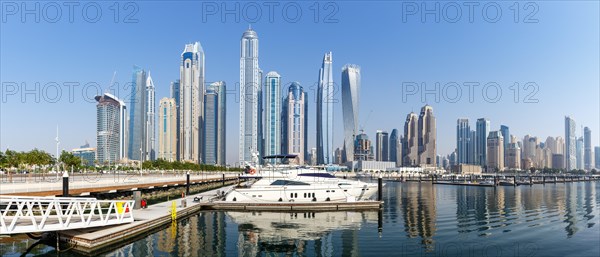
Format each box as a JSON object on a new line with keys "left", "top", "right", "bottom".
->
{"left": 451, "top": 181, "right": 598, "bottom": 240}
{"left": 231, "top": 211, "right": 377, "bottom": 256}
{"left": 397, "top": 183, "right": 437, "bottom": 252}
{"left": 134, "top": 212, "right": 227, "bottom": 257}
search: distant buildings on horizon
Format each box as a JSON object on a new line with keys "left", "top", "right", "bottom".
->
{"left": 447, "top": 115, "right": 596, "bottom": 172}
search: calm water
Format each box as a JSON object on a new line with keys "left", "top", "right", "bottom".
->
{"left": 2, "top": 181, "right": 599, "bottom": 257}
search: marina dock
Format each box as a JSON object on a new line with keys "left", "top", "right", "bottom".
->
{"left": 58, "top": 186, "right": 233, "bottom": 255}
{"left": 56, "top": 185, "right": 381, "bottom": 255}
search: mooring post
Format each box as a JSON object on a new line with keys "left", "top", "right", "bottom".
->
{"left": 133, "top": 191, "right": 141, "bottom": 210}
{"left": 378, "top": 175, "right": 383, "bottom": 202}
{"left": 62, "top": 171, "right": 69, "bottom": 197}
{"left": 186, "top": 171, "right": 190, "bottom": 195}
{"left": 378, "top": 208, "right": 383, "bottom": 237}
{"left": 529, "top": 176, "right": 533, "bottom": 186}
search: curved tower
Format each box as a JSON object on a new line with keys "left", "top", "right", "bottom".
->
{"left": 341, "top": 64, "right": 360, "bottom": 163}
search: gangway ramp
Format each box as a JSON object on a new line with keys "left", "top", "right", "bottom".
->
{"left": 0, "top": 195, "right": 135, "bottom": 234}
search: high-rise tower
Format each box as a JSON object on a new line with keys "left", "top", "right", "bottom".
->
{"left": 418, "top": 105, "right": 436, "bottom": 166}
{"left": 565, "top": 116, "right": 576, "bottom": 170}
{"left": 317, "top": 52, "right": 334, "bottom": 165}
{"left": 476, "top": 118, "right": 490, "bottom": 166}
{"left": 403, "top": 112, "right": 418, "bottom": 166}
{"left": 128, "top": 66, "right": 147, "bottom": 161}
{"left": 341, "top": 64, "right": 360, "bottom": 162}
{"left": 180, "top": 42, "right": 204, "bottom": 163}
{"left": 239, "top": 28, "right": 261, "bottom": 165}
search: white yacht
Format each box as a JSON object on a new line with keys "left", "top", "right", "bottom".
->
{"left": 225, "top": 155, "right": 380, "bottom": 203}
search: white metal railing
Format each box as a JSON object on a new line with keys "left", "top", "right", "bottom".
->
{"left": 0, "top": 173, "right": 239, "bottom": 194}
{"left": 0, "top": 195, "right": 135, "bottom": 234}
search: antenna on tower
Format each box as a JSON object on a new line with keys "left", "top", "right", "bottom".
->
{"left": 359, "top": 110, "right": 373, "bottom": 132}
{"left": 105, "top": 71, "right": 117, "bottom": 94}
{"left": 55, "top": 125, "right": 60, "bottom": 163}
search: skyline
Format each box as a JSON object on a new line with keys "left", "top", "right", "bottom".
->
{"left": 1, "top": 2, "right": 599, "bottom": 165}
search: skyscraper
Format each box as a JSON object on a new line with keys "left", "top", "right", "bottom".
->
{"left": 389, "top": 129, "right": 400, "bottom": 167}
{"left": 203, "top": 87, "right": 218, "bottom": 164}
{"left": 375, "top": 130, "right": 389, "bottom": 161}
{"left": 456, "top": 118, "right": 470, "bottom": 164}
{"left": 552, "top": 154, "right": 565, "bottom": 169}
{"left": 469, "top": 130, "right": 477, "bottom": 164}
{"left": 522, "top": 135, "right": 538, "bottom": 162}
{"left": 158, "top": 98, "right": 177, "bottom": 161}
{"left": 487, "top": 131, "right": 504, "bottom": 171}
{"left": 208, "top": 82, "right": 226, "bottom": 166}
{"left": 500, "top": 125, "right": 509, "bottom": 164}
{"left": 576, "top": 136, "right": 584, "bottom": 170}
{"left": 282, "top": 82, "right": 307, "bottom": 164}
{"left": 146, "top": 73, "right": 156, "bottom": 161}
{"left": 128, "top": 66, "right": 147, "bottom": 161}
{"left": 403, "top": 112, "right": 418, "bottom": 166}
{"left": 317, "top": 52, "right": 334, "bottom": 165}
{"left": 239, "top": 28, "right": 261, "bottom": 165}
{"left": 341, "top": 64, "right": 360, "bottom": 162}
{"left": 264, "top": 71, "right": 281, "bottom": 159}
{"left": 354, "top": 132, "right": 374, "bottom": 161}
{"left": 418, "top": 105, "right": 436, "bottom": 166}
{"left": 595, "top": 146, "right": 600, "bottom": 169}
{"left": 476, "top": 118, "right": 490, "bottom": 166}
{"left": 96, "top": 93, "right": 127, "bottom": 165}
{"left": 545, "top": 136, "right": 556, "bottom": 155}
{"left": 555, "top": 136, "right": 565, "bottom": 155}
{"left": 506, "top": 142, "right": 521, "bottom": 170}
{"left": 334, "top": 147, "right": 343, "bottom": 164}
{"left": 170, "top": 80, "right": 180, "bottom": 160}
{"left": 565, "top": 116, "right": 576, "bottom": 170}
{"left": 180, "top": 42, "right": 204, "bottom": 163}
{"left": 584, "top": 127, "right": 592, "bottom": 171}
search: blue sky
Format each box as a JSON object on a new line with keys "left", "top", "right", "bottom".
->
{"left": 1, "top": 1, "right": 599, "bottom": 164}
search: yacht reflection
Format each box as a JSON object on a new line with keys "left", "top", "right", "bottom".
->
{"left": 229, "top": 211, "right": 377, "bottom": 256}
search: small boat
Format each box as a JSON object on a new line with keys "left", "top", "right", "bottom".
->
{"left": 516, "top": 180, "right": 532, "bottom": 186}
{"left": 498, "top": 180, "right": 515, "bottom": 186}
{"left": 479, "top": 180, "right": 495, "bottom": 186}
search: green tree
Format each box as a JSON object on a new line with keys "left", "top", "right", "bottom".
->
{"left": 25, "top": 149, "right": 53, "bottom": 168}
{"left": 59, "top": 150, "right": 82, "bottom": 171}
{"left": 0, "top": 151, "right": 6, "bottom": 169}
{"left": 5, "top": 150, "right": 23, "bottom": 169}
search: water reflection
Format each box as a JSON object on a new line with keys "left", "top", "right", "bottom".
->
{"left": 388, "top": 181, "right": 600, "bottom": 254}
{"left": 0, "top": 182, "right": 598, "bottom": 257}
{"left": 230, "top": 211, "right": 377, "bottom": 256}
{"left": 397, "top": 183, "right": 437, "bottom": 251}
{"left": 104, "top": 212, "right": 227, "bottom": 257}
